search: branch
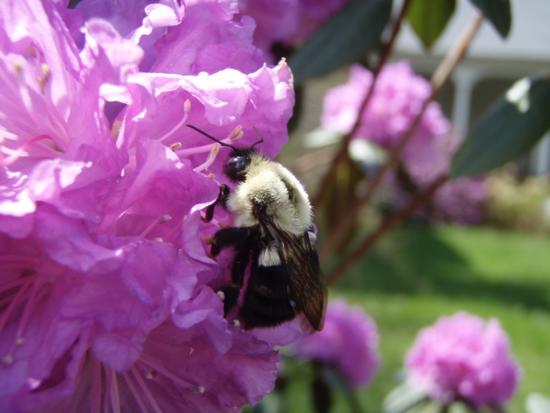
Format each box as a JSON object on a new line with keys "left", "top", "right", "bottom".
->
{"left": 320, "top": 12, "right": 484, "bottom": 262}
{"left": 327, "top": 175, "right": 448, "bottom": 284}
{"left": 311, "top": 0, "right": 413, "bottom": 208}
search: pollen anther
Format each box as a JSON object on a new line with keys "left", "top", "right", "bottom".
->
{"left": 170, "top": 142, "right": 182, "bottom": 151}
{"left": 228, "top": 125, "right": 243, "bottom": 141}
{"left": 38, "top": 64, "right": 51, "bottom": 92}
{"left": 193, "top": 143, "right": 220, "bottom": 173}
{"left": 2, "top": 354, "right": 13, "bottom": 365}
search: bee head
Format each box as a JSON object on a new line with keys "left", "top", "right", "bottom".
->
{"left": 224, "top": 148, "right": 253, "bottom": 181}
{"left": 186, "top": 124, "right": 263, "bottom": 182}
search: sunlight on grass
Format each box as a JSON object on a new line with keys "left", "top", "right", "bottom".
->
{"left": 330, "top": 224, "right": 550, "bottom": 413}
{"left": 342, "top": 293, "right": 550, "bottom": 412}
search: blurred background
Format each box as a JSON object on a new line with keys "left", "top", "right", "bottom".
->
{"left": 266, "top": 0, "right": 550, "bottom": 411}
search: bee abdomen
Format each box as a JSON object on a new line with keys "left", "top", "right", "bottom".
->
{"left": 242, "top": 292, "right": 295, "bottom": 329}
{"left": 249, "top": 264, "right": 289, "bottom": 299}
{"left": 241, "top": 263, "right": 296, "bottom": 329}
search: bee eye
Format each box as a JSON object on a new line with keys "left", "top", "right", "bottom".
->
{"left": 224, "top": 155, "right": 249, "bottom": 181}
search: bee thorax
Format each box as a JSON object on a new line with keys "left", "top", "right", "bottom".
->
{"left": 227, "top": 164, "right": 312, "bottom": 234}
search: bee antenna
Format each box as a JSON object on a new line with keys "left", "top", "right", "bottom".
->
{"left": 186, "top": 124, "right": 236, "bottom": 149}
{"left": 250, "top": 126, "right": 265, "bottom": 150}
{"left": 251, "top": 138, "right": 264, "bottom": 149}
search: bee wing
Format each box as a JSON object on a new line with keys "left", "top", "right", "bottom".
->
{"left": 286, "top": 234, "right": 327, "bottom": 332}
{"left": 261, "top": 219, "right": 327, "bottom": 332}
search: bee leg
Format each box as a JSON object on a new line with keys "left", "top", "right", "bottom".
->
{"left": 221, "top": 285, "right": 241, "bottom": 316}
{"left": 223, "top": 239, "right": 254, "bottom": 316}
{"left": 203, "top": 184, "right": 230, "bottom": 222}
{"left": 210, "top": 226, "right": 255, "bottom": 257}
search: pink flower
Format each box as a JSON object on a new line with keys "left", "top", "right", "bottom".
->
{"left": 321, "top": 62, "right": 450, "bottom": 173}
{"left": 239, "top": 0, "right": 349, "bottom": 56}
{"left": 0, "top": 0, "right": 295, "bottom": 411}
{"left": 293, "top": 300, "right": 380, "bottom": 387}
{"left": 406, "top": 312, "right": 521, "bottom": 407}
{"left": 431, "top": 178, "right": 486, "bottom": 225}
{"left": 67, "top": 0, "right": 266, "bottom": 73}
{"left": 394, "top": 131, "right": 487, "bottom": 226}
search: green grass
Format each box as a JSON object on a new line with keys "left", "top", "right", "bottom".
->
{"left": 278, "top": 224, "right": 550, "bottom": 413}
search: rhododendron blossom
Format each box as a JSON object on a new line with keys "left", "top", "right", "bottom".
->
{"left": 321, "top": 62, "right": 487, "bottom": 224}
{"left": 392, "top": 129, "right": 487, "bottom": 225}
{"left": 321, "top": 62, "right": 450, "bottom": 174}
{"left": 0, "top": 0, "right": 296, "bottom": 412}
{"left": 293, "top": 300, "right": 379, "bottom": 387}
{"left": 406, "top": 312, "right": 520, "bottom": 408}
{"left": 431, "top": 178, "right": 486, "bottom": 225}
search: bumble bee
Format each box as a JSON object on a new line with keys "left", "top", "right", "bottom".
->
{"left": 187, "top": 124, "right": 326, "bottom": 332}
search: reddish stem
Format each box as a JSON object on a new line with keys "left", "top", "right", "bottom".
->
{"left": 320, "top": 12, "right": 484, "bottom": 262}
{"left": 311, "top": 0, "right": 413, "bottom": 208}
{"left": 327, "top": 175, "right": 448, "bottom": 284}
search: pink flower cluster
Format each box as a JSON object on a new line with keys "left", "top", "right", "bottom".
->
{"left": 293, "top": 300, "right": 380, "bottom": 388}
{"left": 431, "top": 178, "right": 486, "bottom": 225}
{"left": 322, "top": 62, "right": 487, "bottom": 225}
{"left": 406, "top": 312, "right": 520, "bottom": 407}
{"left": 321, "top": 62, "right": 450, "bottom": 173}
{"left": 0, "top": 1, "right": 296, "bottom": 412}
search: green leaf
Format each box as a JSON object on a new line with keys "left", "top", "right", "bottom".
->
{"left": 407, "top": 0, "right": 456, "bottom": 49}
{"left": 289, "top": 0, "right": 392, "bottom": 83}
{"left": 383, "top": 382, "right": 429, "bottom": 413}
{"left": 451, "top": 74, "right": 550, "bottom": 177}
{"left": 469, "top": 0, "right": 512, "bottom": 38}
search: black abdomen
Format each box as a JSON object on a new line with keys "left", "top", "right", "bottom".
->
{"left": 241, "top": 262, "right": 296, "bottom": 329}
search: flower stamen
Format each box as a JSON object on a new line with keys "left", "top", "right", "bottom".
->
{"left": 38, "top": 64, "right": 50, "bottom": 93}
{"left": 193, "top": 143, "right": 220, "bottom": 172}
{"left": 159, "top": 99, "right": 192, "bottom": 143}
{"left": 140, "top": 214, "right": 172, "bottom": 238}
{"left": 0, "top": 276, "right": 29, "bottom": 294}
{"left": 110, "top": 369, "right": 121, "bottom": 413}
{"left": 228, "top": 125, "right": 244, "bottom": 141}
{"left": 0, "top": 279, "right": 32, "bottom": 335}
{"left": 140, "top": 355, "right": 198, "bottom": 392}
{"left": 170, "top": 142, "right": 182, "bottom": 151}
{"left": 0, "top": 134, "right": 59, "bottom": 166}
{"left": 2, "top": 277, "right": 42, "bottom": 361}
{"left": 91, "top": 359, "right": 102, "bottom": 413}
{"left": 13, "top": 278, "right": 40, "bottom": 343}
{"left": 132, "top": 366, "right": 163, "bottom": 413}
{"left": 2, "top": 354, "right": 14, "bottom": 365}
{"left": 123, "top": 372, "right": 149, "bottom": 412}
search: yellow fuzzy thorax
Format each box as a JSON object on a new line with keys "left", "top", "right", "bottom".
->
{"left": 226, "top": 155, "right": 312, "bottom": 235}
